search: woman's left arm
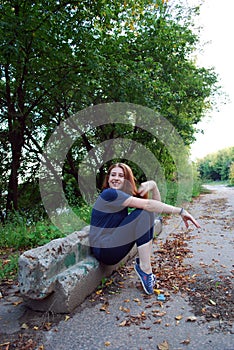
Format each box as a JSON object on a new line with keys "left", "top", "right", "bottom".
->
{"left": 138, "top": 180, "right": 161, "bottom": 201}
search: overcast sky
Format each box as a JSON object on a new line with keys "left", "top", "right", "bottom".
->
{"left": 189, "top": 0, "right": 234, "bottom": 160}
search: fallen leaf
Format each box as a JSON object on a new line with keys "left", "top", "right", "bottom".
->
{"left": 152, "top": 310, "right": 166, "bottom": 317}
{"left": 119, "top": 306, "right": 130, "bottom": 313}
{"left": 157, "top": 340, "right": 169, "bottom": 350}
{"left": 104, "top": 341, "right": 111, "bottom": 346}
{"left": 119, "top": 320, "right": 127, "bottom": 327}
{"left": 175, "top": 315, "right": 183, "bottom": 320}
{"left": 186, "top": 316, "right": 197, "bottom": 322}
{"left": 209, "top": 299, "right": 216, "bottom": 306}
{"left": 43, "top": 322, "right": 52, "bottom": 331}
{"left": 100, "top": 302, "right": 110, "bottom": 313}
{"left": 180, "top": 338, "right": 190, "bottom": 345}
{"left": 105, "top": 279, "right": 113, "bottom": 286}
{"left": 140, "top": 326, "right": 151, "bottom": 330}
{"left": 153, "top": 319, "right": 162, "bottom": 324}
{"left": 21, "top": 323, "right": 29, "bottom": 329}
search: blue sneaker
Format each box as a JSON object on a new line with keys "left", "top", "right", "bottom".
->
{"left": 134, "top": 258, "right": 156, "bottom": 295}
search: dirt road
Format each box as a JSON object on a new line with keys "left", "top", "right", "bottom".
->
{"left": 0, "top": 184, "right": 233, "bottom": 350}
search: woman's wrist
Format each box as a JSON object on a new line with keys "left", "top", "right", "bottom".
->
{"left": 149, "top": 180, "right": 156, "bottom": 189}
{"left": 151, "top": 181, "right": 161, "bottom": 201}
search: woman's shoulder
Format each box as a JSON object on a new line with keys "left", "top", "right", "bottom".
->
{"left": 100, "top": 188, "right": 130, "bottom": 202}
{"left": 101, "top": 188, "right": 118, "bottom": 201}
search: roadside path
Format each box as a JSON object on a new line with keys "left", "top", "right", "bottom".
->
{"left": 43, "top": 184, "right": 234, "bottom": 350}
{"left": 0, "top": 184, "right": 233, "bottom": 350}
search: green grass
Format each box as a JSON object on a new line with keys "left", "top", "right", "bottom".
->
{"left": 202, "top": 180, "right": 229, "bottom": 186}
{"left": 0, "top": 204, "right": 92, "bottom": 281}
{"left": 0, "top": 217, "right": 66, "bottom": 281}
{"left": 0, "top": 253, "right": 19, "bottom": 281}
{"left": 0, "top": 217, "right": 65, "bottom": 250}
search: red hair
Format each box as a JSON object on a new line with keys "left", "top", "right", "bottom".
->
{"left": 102, "top": 163, "right": 148, "bottom": 198}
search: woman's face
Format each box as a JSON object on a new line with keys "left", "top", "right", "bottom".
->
{"left": 108, "top": 166, "right": 125, "bottom": 190}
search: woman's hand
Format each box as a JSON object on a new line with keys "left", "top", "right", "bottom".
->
{"left": 138, "top": 181, "right": 156, "bottom": 197}
{"left": 138, "top": 180, "right": 161, "bottom": 201}
{"left": 181, "top": 209, "right": 201, "bottom": 229}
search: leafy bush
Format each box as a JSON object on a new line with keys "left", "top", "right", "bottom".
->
{"left": 0, "top": 206, "right": 91, "bottom": 281}
{"left": 0, "top": 215, "right": 65, "bottom": 250}
{"left": 229, "top": 162, "right": 234, "bottom": 186}
{"left": 197, "top": 147, "right": 234, "bottom": 181}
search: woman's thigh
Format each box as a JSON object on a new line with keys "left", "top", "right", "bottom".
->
{"left": 102, "top": 209, "right": 155, "bottom": 248}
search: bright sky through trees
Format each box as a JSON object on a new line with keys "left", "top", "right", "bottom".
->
{"left": 189, "top": 0, "right": 234, "bottom": 160}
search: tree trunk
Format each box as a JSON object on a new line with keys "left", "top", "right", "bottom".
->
{"left": 6, "top": 119, "right": 25, "bottom": 214}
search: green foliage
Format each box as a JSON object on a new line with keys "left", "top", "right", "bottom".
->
{"left": 229, "top": 163, "right": 234, "bottom": 186}
{"left": 0, "top": 205, "right": 91, "bottom": 281}
{"left": 197, "top": 147, "right": 234, "bottom": 182}
{"left": 0, "top": 215, "right": 65, "bottom": 249}
{"left": 0, "top": 254, "right": 19, "bottom": 281}
{"left": 0, "top": 0, "right": 220, "bottom": 216}
{"left": 165, "top": 181, "right": 178, "bottom": 206}
{"left": 73, "top": 205, "right": 92, "bottom": 225}
{"left": 191, "top": 163, "right": 203, "bottom": 197}
{"left": 50, "top": 205, "right": 92, "bottom": 234}
{"left": 97, "top": 277, "right": 108, "bottom": 290}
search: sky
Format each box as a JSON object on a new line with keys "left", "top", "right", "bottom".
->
{"left": 188, "top": 0, "right": 234, "bottom": 160}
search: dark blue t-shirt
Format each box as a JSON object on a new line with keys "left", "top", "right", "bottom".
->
{"left": 89, "top": 188, "right": 130, "bottom": 248}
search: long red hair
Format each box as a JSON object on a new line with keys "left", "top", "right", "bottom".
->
{"left": 102, "top": 163, "right": 148, "bottom": 199}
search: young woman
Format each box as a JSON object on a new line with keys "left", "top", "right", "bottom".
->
{"left": 89, "top": 163, "right": 200, "bottom": 295}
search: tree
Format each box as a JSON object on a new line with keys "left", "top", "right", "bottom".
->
{"left": 0, "top": 0, "right": 220, "bottom": 217}
{"left": 197, "top": 147, "right": 234, "bottom": 181}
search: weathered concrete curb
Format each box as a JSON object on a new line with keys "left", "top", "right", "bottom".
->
{"left": 18, "top": 226, "right": 137, "bottom": 313}
{"left": 18, "top": 219, "right": 162, "bottom": 313}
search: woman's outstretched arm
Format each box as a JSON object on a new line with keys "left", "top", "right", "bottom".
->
{"left": 123, "top": 196, "right": 201, "bottom": 228}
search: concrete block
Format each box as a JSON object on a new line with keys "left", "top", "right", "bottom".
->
{"left": 23, "top": 251, "right": 136, "bottom": 313}
{"left": 18, "top": 226, "right": 137, "bottom": 313}
{"left": 18, "top": 226, "right": 91, "bottom": 300}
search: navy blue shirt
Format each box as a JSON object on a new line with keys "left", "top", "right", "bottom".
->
{"left": 89, "top": 188, "right": 131, "bottom": 248}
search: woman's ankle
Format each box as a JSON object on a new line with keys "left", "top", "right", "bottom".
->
{"left": 139, "top": 262, "right": 152, "bottom": 275}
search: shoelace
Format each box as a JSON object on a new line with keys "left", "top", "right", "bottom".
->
{"left": 148, "top": 274, "right": 156, "bottom": 287}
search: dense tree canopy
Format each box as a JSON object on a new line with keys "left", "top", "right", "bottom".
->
{"left": 197, "top": 147, "right": 234, "bottom": 182}
{"left": 0, "top": 0, "right": 220, "bottom": 217}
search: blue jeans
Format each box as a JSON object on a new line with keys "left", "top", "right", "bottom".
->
{"left": 91, "top": 209, "right": 155, "bottom": 265}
